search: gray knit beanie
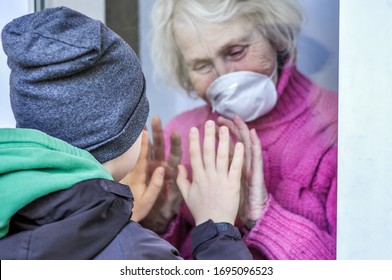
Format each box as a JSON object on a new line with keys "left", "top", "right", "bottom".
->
{"left": 1, "top": 6, "right": 149, "bottom": 163}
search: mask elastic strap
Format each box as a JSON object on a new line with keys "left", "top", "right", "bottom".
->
{"left": 270, "top": 64, "right": 278, "bottom": 80}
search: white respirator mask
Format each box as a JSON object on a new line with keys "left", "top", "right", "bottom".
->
{"left": 206, "top": 69, "right": 278, "bottom": 122}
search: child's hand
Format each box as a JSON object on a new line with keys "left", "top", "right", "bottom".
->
{"left": 177, "top": 120, "right": 244, "bottom": 225}
{"left": 121, "top": 130, "right": 165, "bottom": 222}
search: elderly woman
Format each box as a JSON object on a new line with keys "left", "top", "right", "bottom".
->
{"left": 136, "top": 0, "right": 337, "bottom": 260}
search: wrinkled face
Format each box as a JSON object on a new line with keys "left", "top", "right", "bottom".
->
{"left": 174, "top": 18, "right": 278, "bottom": 101}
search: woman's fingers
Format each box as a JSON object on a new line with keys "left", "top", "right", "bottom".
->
{"left": 168, "top": 131, "right": 182, "bottom": 168}
{"left": 151, "top": 115, "right": 165, "bottom": 161}
{"left": 233, "top": 115, "right": 252, "bottom": 176}
{"left": 250, "top": 128, "right": 268, "bottom": 203}
{"left": 250, "top": 129, "right": 263, "bottom": 181}
{"left": 188, "top": 127, "right": 204, "bottom": 177}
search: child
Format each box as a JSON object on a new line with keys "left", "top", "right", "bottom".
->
{"left": 0, "top": 6, "right": 250, "bottom": 260}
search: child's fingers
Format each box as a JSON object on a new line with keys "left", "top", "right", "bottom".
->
{"left": 217, "top": 116, "right": 240, "bottom": 140}
{"left": 188, "top": 127, "right": 204, "bottom": 177}
{"left": 203, "top": 120, "right": 216, "bottom": 175}
{"left": 228, "top": 142, "right": 244, "bottom": 188}
{"left": 121, "top": 134, "right": 147, "bottom": 182}
{"left": 142, "top": 166, "right": 165, "bottom": 209}
{"left": 215, "top": 124, "right": 235, "bottom": 163}
{"left": 139, "top": 130, "right": 149, "bottom": 161}
{"left": 176, "top": 165, "right": 190, "bottom": 200}
{"left": 216, "top": 126, "right": 230, "bottom": 174}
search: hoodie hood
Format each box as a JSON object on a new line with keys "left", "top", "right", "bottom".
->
{"left": 0, "top": 128, "right": 112, "bottom": 238}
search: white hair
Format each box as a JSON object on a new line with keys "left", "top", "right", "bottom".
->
{"left": 151, "top": 0, "right": 303, "bottom": 93}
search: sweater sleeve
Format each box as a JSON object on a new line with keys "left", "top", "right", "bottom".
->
{"left": 245, "top": 148, "right": 337, "bottom": 260}
{"left": 245, "top": 193, "right": 335, "bottom": 259}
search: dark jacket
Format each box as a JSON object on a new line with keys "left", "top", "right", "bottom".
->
{"left": 0, "top": 178, "right": 251, "bottom": 259}
{"left": 0, "top": 178, "right": 180, "bottom": 259}
{"left": 0, "top": 128, "right": 251, "bottom": 260}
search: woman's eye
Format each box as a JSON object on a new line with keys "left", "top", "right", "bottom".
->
{"left": 227, "top": 46, "right": 247, "bottom": 59}
{"left": 194, "top": 63, "right": 212, "bottom": 73}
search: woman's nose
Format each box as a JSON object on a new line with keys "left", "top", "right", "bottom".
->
{"left": 214, "top": 60, "right": 234, "bottom": 77}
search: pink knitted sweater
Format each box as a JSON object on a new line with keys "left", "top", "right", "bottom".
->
{"left": 162, "top": 65, "right": 338, "bottom": 259}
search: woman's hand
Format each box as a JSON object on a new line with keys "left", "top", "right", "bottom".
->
{"left": 121, "top": 130, "right": 165, "bottom": 222}
{"left": 138, "top": 116, "right": 183, "bottom": 234}
{"left": 177, "top": 120, "right": 244, "bottom": 225}
{"left": 217, "top": 115, "right": 268, "bottom": 229}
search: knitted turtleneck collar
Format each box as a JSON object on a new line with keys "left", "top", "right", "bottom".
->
{"left": 249, "top": 64, "right": 315, "bottom": 129}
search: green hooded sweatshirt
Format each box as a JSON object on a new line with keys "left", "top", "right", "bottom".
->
{"left": 0, "top": 128, "right": 113, "bottom": 238}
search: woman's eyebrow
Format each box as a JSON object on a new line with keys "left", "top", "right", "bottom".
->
{"left": 185, "top": 34, "right": 253, "bottom": 66}
{"left": 215, "top": 34, "right": 254, "bottom": 56}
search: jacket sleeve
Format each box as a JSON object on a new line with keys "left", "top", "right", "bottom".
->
{"left": 191, "top": 220, "right": 252, "bottom": 260}
{"left": 95, "top": 221, "right": 183, "bottom": 260}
